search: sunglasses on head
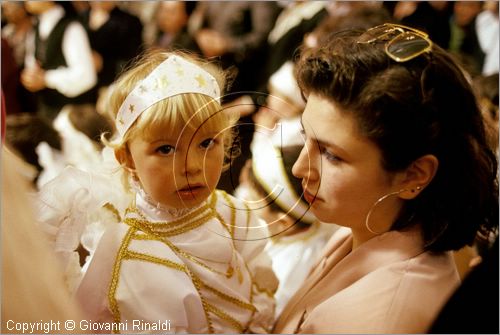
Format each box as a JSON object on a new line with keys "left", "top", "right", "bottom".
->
{"left": 357, "top": 23, "right": 433, "bottom": 63}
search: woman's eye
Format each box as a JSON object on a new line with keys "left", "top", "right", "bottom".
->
{"left": 156, "top": 145, "right": 174, "bottom": 155}
{"left": 200, "top": 138, "right": 216, "bottom": 149}
{"left": 321, "top": 147, "right": 341, "bottom": 163}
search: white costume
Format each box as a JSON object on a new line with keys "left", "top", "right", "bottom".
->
{"left": 37, "top": 161, "right": 131, "bottom": 293}
{"left": 76, "top": 190, "right": 277, "bottom": 333}
{"left": 39, "top": 54, "right": 278, "bottom": 333}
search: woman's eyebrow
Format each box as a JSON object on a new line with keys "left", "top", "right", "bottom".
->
{"left": 300, "top": 117, "right": 349, "bottom": 157}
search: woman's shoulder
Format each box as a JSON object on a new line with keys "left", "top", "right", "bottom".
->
{"left": 300, "top": 250, "right": 459, "bottom": 333}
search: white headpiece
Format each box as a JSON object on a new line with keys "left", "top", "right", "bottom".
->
{"left": 115, "top": 55, "right": 221, "bottom": 139}
{"left": 251, "top": 132, "right": 316, "bottom": 224}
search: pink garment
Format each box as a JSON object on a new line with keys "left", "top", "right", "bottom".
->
{"left": 274, "top": 227, "right": 460, "bottom": 334}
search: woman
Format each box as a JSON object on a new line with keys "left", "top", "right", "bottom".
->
{"left": 273, "top": 24, "right": 498, "bottom": 333}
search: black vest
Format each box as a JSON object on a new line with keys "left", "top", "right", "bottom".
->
{"left": 35, "top": 16, "right": 96, "bottom": 111}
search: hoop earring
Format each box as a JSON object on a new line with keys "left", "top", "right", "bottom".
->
{"left": 365, "top": 189, "right": 406, "bottom": 235}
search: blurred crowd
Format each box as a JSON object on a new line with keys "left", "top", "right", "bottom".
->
{"left": 1, "top": 1, "right": 498, "bottom": 190}
{"left": 1, "top": 1, "right": 498, "bottom": 333}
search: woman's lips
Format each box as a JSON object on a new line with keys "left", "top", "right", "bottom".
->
{"left": 303, "top": 189, "right": 321, "bottom": 203}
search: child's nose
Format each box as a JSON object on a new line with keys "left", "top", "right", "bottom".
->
{"left": 179, "top": 150, "right": 202, "bottom": 176}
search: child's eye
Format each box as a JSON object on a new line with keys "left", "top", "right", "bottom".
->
{"left": 156, "top": 145, "right": 175, "bottom": 155}
{"left": 200, "top": 138, "right": 216, "bottom": 150}
{"left": 321, "top": 147, "right": 342, "bottom": 163}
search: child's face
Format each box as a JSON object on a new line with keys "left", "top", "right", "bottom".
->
{"left": 126, "top": 124, "right": 225, "bottom": 209}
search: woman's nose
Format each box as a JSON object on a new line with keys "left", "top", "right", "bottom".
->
{"left": 292, "top": 143, "right": 318, "bottom": 182}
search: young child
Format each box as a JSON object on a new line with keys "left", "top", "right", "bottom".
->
{"left": 74, "top": 51, "right": 277, "bottom": 333}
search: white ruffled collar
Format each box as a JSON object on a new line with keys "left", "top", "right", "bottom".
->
{"left": 135, "top": 188, "right": 207, "bottom": 222}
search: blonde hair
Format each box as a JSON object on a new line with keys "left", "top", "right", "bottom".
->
{"left": 102, "top": 50, "right": 239, "bottom": 185}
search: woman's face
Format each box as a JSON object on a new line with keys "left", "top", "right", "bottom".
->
{"left": 293, "top": 94, "right": 403, "bottom": 237}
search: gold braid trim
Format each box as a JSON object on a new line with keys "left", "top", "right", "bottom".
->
{"left": 189, "top": 273, "right": 215, "bottom": 333}
{"left": 124, "top": 192, "right": 218, "bottom": 236}
{"left": 127, "top": 214, "right": 235, "bottom": 278}
{"left": 103, "top": 202, "right": 122, "bottom": 222}
{"left": 109, "top": 192, "right": 257, "bottom": 333}
{"left": 124, "top": 250, "right": 187, "bottom": 272}
{"left": 108, "top": 230, "right": 215, "bottom": 333}
{"left": 218, "top": 191, "right": 236, "bottom": 238}
{"left": 202, "top": 282, "right": 257, "bottom": 312}
{"left": 124, "top": 211, "right": 214, "bottom": 237}
{"left": 131, "top": 233, "right": 160, "bottom": 241}
{"left": 108, "top": 227, "right": 136, "bottom": 333}
{"left": 205, "top": 303, "right": 245, "bottom": 333}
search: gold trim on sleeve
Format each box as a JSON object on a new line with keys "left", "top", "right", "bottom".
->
{"left": 108, "top": 227, "right": 136, "bottom": 333}
{"left": 205, "top": 303, "right": 245, "bottom": 333}
{"left": 124, "top": 250, "right": 187, "bottom": 272}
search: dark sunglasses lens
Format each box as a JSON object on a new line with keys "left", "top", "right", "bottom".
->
{"left": 387, "top": 34, "right": 430, "bottom": 60}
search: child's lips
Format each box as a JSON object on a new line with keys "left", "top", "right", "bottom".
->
{"left": 177, "top": 184, "right": 205, "bottom": 197}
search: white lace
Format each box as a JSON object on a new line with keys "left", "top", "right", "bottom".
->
{"left": 129, "top": 176, "right": 200, "bottom": 218}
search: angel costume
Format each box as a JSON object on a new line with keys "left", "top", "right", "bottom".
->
{"left": 41, "top": 54, "right": 278, "bottom": 333}
{"left": 75, "top": 189, "right": 277, "bottom": 334}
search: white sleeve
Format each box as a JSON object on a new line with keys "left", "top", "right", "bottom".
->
{"left": 476, "top": 10, "right": 498, "bottom": 53}
{"left": 476, "top": 10, "right": 500, "bottom": 75}
{"left": 36, "top": 166, "right": 129, "bottom": 293}
{"left": 44, "top": 22, "right": 97, "bottom": 97}
{"left": 24, "top": 29, "right": 37, "bottom": 68}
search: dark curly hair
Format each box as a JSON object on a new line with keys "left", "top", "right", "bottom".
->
{"left": 295, "top": 29, "right": 498, "bottom": 252}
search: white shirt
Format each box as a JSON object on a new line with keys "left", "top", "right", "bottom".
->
{"left": 476, "top": 10, "right": 499, "bottom": 76}
{"left": 25, "top": 5, "right": 96, "bottom": 97}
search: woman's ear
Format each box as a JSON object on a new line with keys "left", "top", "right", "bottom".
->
{"left": 397, "top": 154, "right": 438, "bottom": 199}
{"left": 114, "top": 147, "right": 135, "bottom": 171}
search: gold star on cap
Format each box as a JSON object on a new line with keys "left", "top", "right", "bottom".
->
{"left": 195, "top": 74, "right": 206, "bottom": 88}
{"left": 116, "top": 55, "right": 221, "bottom": 139}
{"left": 154, "top": 75, "right": 170, "bottom": 90}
